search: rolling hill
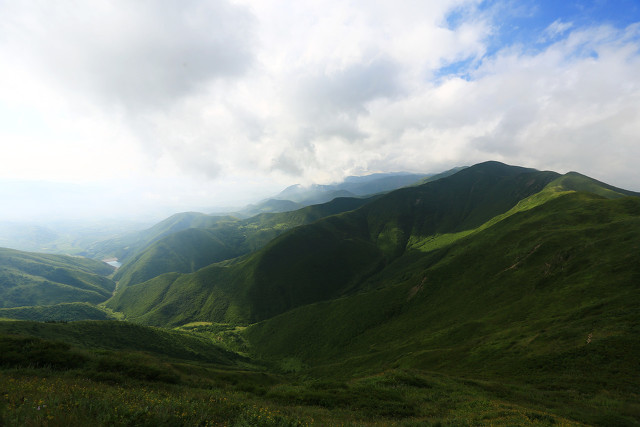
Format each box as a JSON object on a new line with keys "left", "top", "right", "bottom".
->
{"left": 113, "top": 195, "right": 375, "bottom": 291}
{"left": 0, "top": 302, "right": 115, "bottom": 322}
{"left": 84, "top": 172, "right": 431, "bottom": 270}
{"left": 0, "top": 248, "right": 115, "bottom": 308}
{"left": 82, "top": 212, "right": 235, "bottom": 263}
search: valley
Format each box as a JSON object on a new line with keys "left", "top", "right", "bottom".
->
{"left": 1, "top": 162, "right": 639, "bottom": 426}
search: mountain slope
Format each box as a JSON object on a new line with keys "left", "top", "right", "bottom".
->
{"left": 83, "top": 212, "right": 234, "bottom": 263}
{"left": 246, "top": 190, "right": 640, "bottom": 365}
{"left": 0, "top": 248, "right": 115, "bottom": 308}
{"left": 113, "top": 195, "right": 375, "bottom": 290}
{"left": 236, "top": 199, "right": 303, "bottom": 218}
{"left": 244, "top": 190, "right": 640, "bottom": 425}
{"left": 0, "top": 302, "right": 114, "bottom": 321}
{"left": 95, "top": 173, "right": 432, "bottom": 282}
{"left": 548, "top": 171, "right": 640, "bottom": 198}
{"left": 108, "top": 162, "right": 561, "bottom": 326}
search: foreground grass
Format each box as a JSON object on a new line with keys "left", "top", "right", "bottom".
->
{"left": 0, "top": 368, "right": 584, "bottom": 426}
{"left": 0, "top": 323, "right": 581, "bottom": 425}
{"left": 0, "top": 371, "right": 305, "bottom": 427}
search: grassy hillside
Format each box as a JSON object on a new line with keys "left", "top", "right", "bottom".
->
{"left": 358, "top": 161, "right": 559, "bottom": 257}
{"left": 0, "top": 248, "right": 115, "bottom": 308}
{"left": 245, "top": 191, "right": 640, "bottom": 425}
{"left": 0, "top": 302, "right": 114, "bottom": 322}
{"left": 0, "top": 320, "right": 241, "bottom": 365}
{"left": 113, "top": 196, "right": 374, "bottom": 290}
{"left": 0, "top": 320, "right": 584, "bottom": 426}
{"left": 108, "top": 162, "right": 561, "bottom": 326}
{"left": 82, "top": 212, "right": 234, "bottom": 263}
{"left": 549, "top": 171, "right": 640, "bottom": 198}
{"left": 113, "top": 228, "right": 242, "bottom": 290}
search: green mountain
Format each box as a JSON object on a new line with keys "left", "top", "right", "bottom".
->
{"left": 549, "top": 170, "right": 640, "bottom": 198}
{"left": 113, "top": 195, "right": 374, "bottom": 291}
{"left": 246, "top": 190, "right": 640, "bottom": 370}
{"left": 242, "top": 187, "right": 640, "bottom": 425}
{"left": 87, "top": 172, "right": 431, "bottom": 272}
{"left": 107, "top": 162, "right": 561, "bottom": 326}
{"left": 235, "top": 198, "right": 304, "bottom": 218}
{"left": 0, "top": 248, "right": 115, "bottom": 308}
{"left": 82, "top": 212, "right": 234, "bottom": 263}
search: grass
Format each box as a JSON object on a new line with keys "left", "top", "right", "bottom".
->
{"left": 0, "top": 248, "right": 115, "bottom": 308}
{"left": 0, "top": 365, "right": 584, "bottom": 426}
{"left": 0, "top": 321, "right": 243, "bottom": 366}
{"left": 0, "top": 302, "right": 114, "bottom": 322}
{"left": 244, "top": 191, "right": 640, "bottom": 425}
{"left": 0, "top": 372, "right": 307, "bottom": 427}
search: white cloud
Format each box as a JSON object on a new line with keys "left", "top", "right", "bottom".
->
{"left": 540, "top": 19, "right": 574, "bottom": 42}
{"left": 1, "top": 1, "right": 640, "bottom": 220}
{"left": 1, "top": 1, "right": 254, "bottom": 111}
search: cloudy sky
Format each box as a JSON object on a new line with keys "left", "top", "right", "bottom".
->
{"left": 1, "top": 0, "right": 639, "bottom": 221}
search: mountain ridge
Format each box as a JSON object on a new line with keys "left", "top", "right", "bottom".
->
{"left": 108, "top": 162, "right": 570, "bottom": 326}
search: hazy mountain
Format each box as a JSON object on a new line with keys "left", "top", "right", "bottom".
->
{"left": 275, "top": 172, "right": 431, "bottom": 205}
{"left": 234, "top": 199, "right": 304, "bottom": 218}
{"left": 82, "top": 212, "right": 235, "bottom": 263}
{"left": 0, "top": 219, "right": 150, "bottom": 255}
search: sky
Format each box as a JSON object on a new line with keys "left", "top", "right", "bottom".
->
{"left": 1, "top": 0, "right": 639, "bottom": 221}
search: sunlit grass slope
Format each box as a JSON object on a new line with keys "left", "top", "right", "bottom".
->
{"left": 245, "top": 191, "right": 640, "bottom": 425}
{"left": 0, "top": 248, "right": 115, "bottom": 308}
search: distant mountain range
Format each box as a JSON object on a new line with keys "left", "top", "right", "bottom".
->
{"left": 277, "top": 171, "right": 432, "bottom": 202}
{"left": 233, "top": 171, "right": 433, "bottom": 218}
